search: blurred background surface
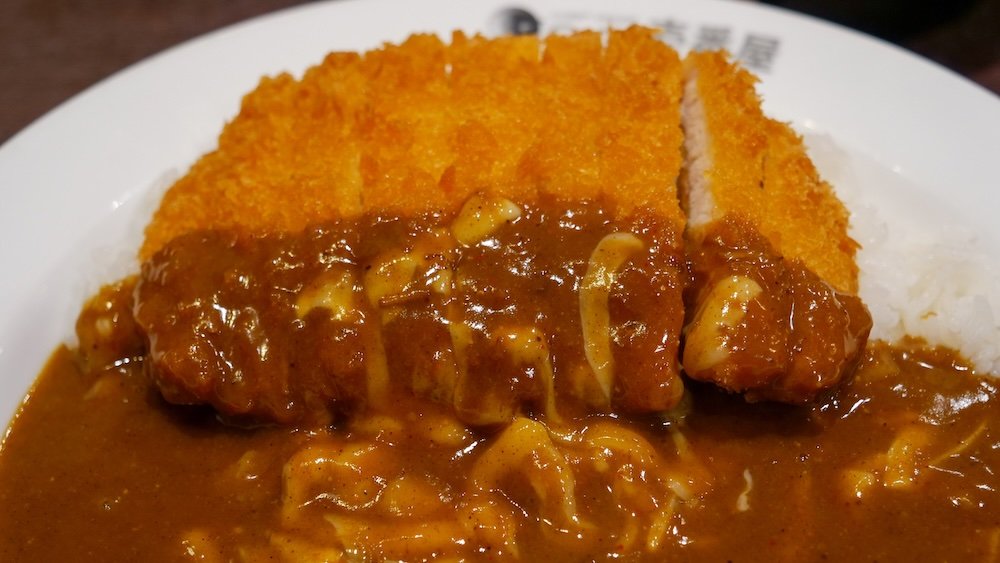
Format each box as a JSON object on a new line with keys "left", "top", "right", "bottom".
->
{"left": 0, "top": 0, "right": 997, "bottom": 144}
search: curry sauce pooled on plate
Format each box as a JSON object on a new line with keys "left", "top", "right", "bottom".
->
{"left": 1, "top": 27, "right": 998, "bottom": 562}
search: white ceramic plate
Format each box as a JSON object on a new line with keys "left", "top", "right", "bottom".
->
{"left": 1, "top": 0, "right": 999, "bottom": 427}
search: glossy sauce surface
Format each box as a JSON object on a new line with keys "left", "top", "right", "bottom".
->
{"left": 134, "top": 198, "right": 686, "bottom": 425}
{"left": 683, "top": 217, "right": 872, "bottom": 403}
{"left": 2, "top": 336, "right": 998, "bottom": 560}
{"left": 0, "top": 201, "right": 996, "bottom": 561}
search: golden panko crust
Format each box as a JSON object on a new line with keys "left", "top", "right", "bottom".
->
{"left": 141, "top": 27, "right": 686, "bottom": 259}
{"left": 685, "top": 51, "right": 859, "bottom": 293}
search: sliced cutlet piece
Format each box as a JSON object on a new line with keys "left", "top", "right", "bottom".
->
{"left": 136, "top": 28, "right": 689, "bottom": 424}
{"left": 679, "top": 51, "right": 872, "bottom": 403}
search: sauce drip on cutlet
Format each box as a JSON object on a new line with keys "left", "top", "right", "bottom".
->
{"left": 134, "top": 197, "right": 687, "bottom": 424}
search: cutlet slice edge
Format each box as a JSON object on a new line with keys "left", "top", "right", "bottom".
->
{"left": 680, "top": 50, "right": 859, "bottom": 293}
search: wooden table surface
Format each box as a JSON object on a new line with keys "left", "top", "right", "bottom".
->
{"left": 1, "top": 0, "right": 997, "bottom": 145}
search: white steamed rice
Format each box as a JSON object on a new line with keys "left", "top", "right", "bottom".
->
{"left": 806, "top": 133, "right": 1000, "bottom": 374}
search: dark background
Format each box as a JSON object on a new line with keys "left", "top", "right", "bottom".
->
{"left": 1, "top": 0, "right": 997, "bottom": 145}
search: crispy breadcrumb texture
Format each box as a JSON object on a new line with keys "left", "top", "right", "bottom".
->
{"left": 141, "top": 27, "right": 685, "bottom": 259}
{"left": 682, "top": 51, "right": 859, "bottom": 293}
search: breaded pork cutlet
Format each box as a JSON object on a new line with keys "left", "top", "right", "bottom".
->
{"left": 135, "top": 28, "right": 691, "bottom": 424}
{"left": 679, "top": 51, "right": 872, "bottom": 403}
{"left": 141, "top": 29, "right": 685, "bottom": 258}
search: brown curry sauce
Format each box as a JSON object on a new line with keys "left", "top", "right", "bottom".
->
{"left": 0, "top": 200, "right": 998, "bottom": 561}
{"left": 131, "top": 198, "right": 687, "bottom": 426}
